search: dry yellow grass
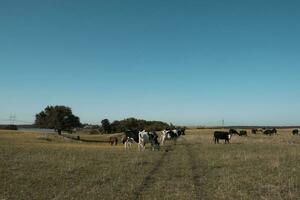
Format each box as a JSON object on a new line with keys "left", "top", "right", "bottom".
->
{"left": 0, "top": 129, "right": 299, "bottom": 199}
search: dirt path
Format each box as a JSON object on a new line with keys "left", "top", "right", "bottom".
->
{"left": 132, "top": 136, "right": 206, "bottom": 200}
{"left": 183, "top": 138, "right": 207, "bottom": 199}
{"left": 132, "top": 144, "right": 175, "bottom": 199}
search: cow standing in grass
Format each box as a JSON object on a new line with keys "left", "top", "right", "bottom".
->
{"left": 123, "top": 137, "right": 136, "bottom": 149}
{"left": 121, "top": 130, "right": 139, "bottom": 149}
{"left": 161, "top": 129, "right": 179, "bottom": 145}
{"left": 109, "top": 137, "right": 118, "bottom": 146}
{"left": 213, "top": 131, "right": 232, "bottom": 144}
{"left": 239, "top": 130, "right": 247, "bottom": 136}
{"left": 263, "top": 128, "right": 277, "bottom": 136}
{"left": 292, "top": 129, "right": 299, "bottom": 135}
{"left": 138, "top": 131, "right": 160, "bottom": 151}
{"left": 175, "top": 128, "right": 186, "bottom": 136}
{"left": 122, "top": 130, "right": 139, "bottom": 143}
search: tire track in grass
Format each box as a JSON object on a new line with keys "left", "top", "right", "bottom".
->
{"left": 132, "top": 144, "right": 174, "bottom": 200}
{"left": 182, "top": 137, "right": 205, "bottom": 199}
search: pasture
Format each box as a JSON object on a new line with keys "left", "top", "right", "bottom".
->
{"left": 1, "top": 129, "right": 299, "bottom": 200}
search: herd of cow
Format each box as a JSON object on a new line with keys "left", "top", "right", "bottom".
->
{"left": 213, "top": 128, "right": 299, "bottom": 144}
{"left": 109, "top": 128, "right": 299, "bottom": 149}
{"left": 109, "top": 128, "right": 185, "bottom": 150}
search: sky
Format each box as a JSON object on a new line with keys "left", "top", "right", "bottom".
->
{"left": 0, "top": 0, "right": 300, "bottom": 126}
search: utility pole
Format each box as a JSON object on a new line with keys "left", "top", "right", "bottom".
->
{"left": 222, "top": 119, "right": 224, "bottom": 128}
{"left": 9, "top": 114, "right": 16, "bottom": 125}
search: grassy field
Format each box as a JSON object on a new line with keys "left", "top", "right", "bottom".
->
{"left": 1, "top": 129, "right": 299, "bottom": 200}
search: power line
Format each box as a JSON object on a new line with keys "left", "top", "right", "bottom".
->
{"left": 0, "top": 116, "right": 33, "bottom": 124}
{"left": 14, "top": 119, "right": 33, "bottom": 124}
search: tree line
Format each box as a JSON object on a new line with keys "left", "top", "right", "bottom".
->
{"left": 101, "top": 118, "right": 172, "bottom": 133}
{"left": 34, "top": 105, "right": 175, "bottom": 134}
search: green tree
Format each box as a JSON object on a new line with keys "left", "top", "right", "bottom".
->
{"left": 101, "top": 119, "right": 111, "bottom": 134}
{"left": 109, "top": 118, "right": 170, "bottom": 133}
{"left": 35, "top": 105, "right": 81, "bottom": 134}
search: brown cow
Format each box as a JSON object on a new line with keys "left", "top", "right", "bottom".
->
{"left": 109, "top": 136, "right": 118, "bottom": 146}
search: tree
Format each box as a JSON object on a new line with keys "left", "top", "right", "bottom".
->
{"left": 101, "top": 119, "right": 111, "bottom": 134}
{"left": 109, "top": 118, "right": 170, "bottom": 133}
{"left": 35, "top": 105, "right": 81, "bottom": 134}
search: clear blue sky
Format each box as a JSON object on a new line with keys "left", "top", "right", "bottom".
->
{"left": 1, "top": 0, "right": 300, "bottom": 126}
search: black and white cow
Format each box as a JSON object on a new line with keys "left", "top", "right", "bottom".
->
{"left": 175, "top": 128, "right": 186, "bottom": 136}
{"left": 161, "top": 129, "right": 180, "bottom": 145}
{"left": 122, "top": 130, "right": 139, "bottom": 144}
{"left": 213, "top": 131, "right": 232, "bottom": 144}
{"left": 138, "top": 130, "right": 160, "bottom": 151}
{"left": 123, "top": 137, "right": 136, "bottom": 149}
{"left": 121, "top": 130, "right": 139, "bottom": 149}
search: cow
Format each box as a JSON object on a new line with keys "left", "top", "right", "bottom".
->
{"left": 213, "top": 131, "right": 232, "bottom": 144}
{"left": 138, "top": 131, "right": 160, "bottom": 151}
{"left": 161, "top": 129, "right": 179, "bottom": 145}
{"left": 172, "top": 129, "right": 185, "bottom": 137}
{"left": 123, "top": 137, "right": 136, "bottom": 149}
{"left": 109, "top": 136, "right": 118, "bottom": 146}
{"left": 263, "top": 128, "right": 277, "bottom": 136}
{"left": 292, "top": 129, "right": 299, "bottom": 135}
{"left": 176, "top": 128, "right": 186, "bottom": 135}
{"left": 251, "top": 129, "right": 257, "bottom": 134}
{"left": 122, "top": 130, "right": 139, "bottom": 144}
{"left": 175, "top": 129, "right": 185, "bottom": 136}
{"left": 229, "top": 129, "right": 239, "bottom": 135}
{"left": 239, "top": 130, "right": 247, "bottom": 136}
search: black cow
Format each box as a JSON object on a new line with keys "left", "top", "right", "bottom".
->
{"left": 213, "top": 131, "right": 232, "bottom": 144}
{"left": 177, "top": 128, "right": 186, "bottom": 136}
{"left": 148, "top": 131, "right": 160, "bottom": 150}
{"left": 239, "top": 130, "right": 247, "bottom": 136}
{"left": 251, "top": 129, "right": 257, "bottom": 134}
{"left": 292, "top": 129, "right": 299, "bottom": 135}
{"left": 122, "top": 130, "right": 139, "bottom": 144}
{"left": 263, "top": 128, "right": 277, "bottom": 136}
